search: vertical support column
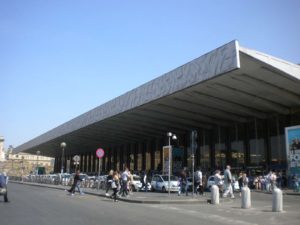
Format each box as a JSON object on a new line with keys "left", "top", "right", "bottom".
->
{"left": 54, "top": 157, "right": 59, "bottom": 173}
{"left": 183, "top": 134, "right": 188, "bottom": 168}
{"left": 84, "top": 153, "right": 88, "bottom": 172}
{"left": 134, "top": 143, "right": 138, "bottom": 171}
{"left": 107, "top": 148, "right": 111, "bottom": 170}
{"left": 265, "top": 119, "right": 271, "bottom": 168}
{"left": 210, "top": 129, "right": 215, "bottom": 170}
{"left": 92, "top": 152, "right": 96, "bottom": 172}
{"left": 127, "top": 144, "right": 132, "bottom": 170}
{"left": 87, "top": 152, "right": 91, "bottom": 173}
{"left": 142, "top": 142, "right": 146, "bottom": 171}
{"left": 102, "top": 152, "right": 106, "bottom": 172}
{"left": 145, "top": 141, "right": 151, "bottom": 171}
{"left": 79, "top": 154, "right": 83, "bottom": 171}
{"left": 159, "top": 138, "right": 164, "bottom": 172}
{"left": 120, "top": 146, "right": 124, "bottom": 171}
{"left": 244, "top": 123, "right": 250, "bottom": 167}
{"left": 225, "top": 127, "right": 231, "bottom": 166}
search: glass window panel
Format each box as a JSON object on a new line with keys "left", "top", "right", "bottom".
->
{"left": 229, "top": 123, "right": 245, "bottom": 168}
{"left": 249, "top": 119, "right": 266, "bottom": 166}
{"left": 200, "top": 129, "right": 211, "bottom": 170}
{"left": 214, "top": 127, "right": 226, "bottom": 169}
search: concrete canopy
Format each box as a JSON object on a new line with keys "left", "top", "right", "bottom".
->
{"left": 13, "top": 40, "right": 300, "bottom": 157}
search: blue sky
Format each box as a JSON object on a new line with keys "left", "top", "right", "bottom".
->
{"left": 1, "top": 0, "right": 300, "bottom": 149}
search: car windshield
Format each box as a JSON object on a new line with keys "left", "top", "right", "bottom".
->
{"left": 79, "top": 175, "right": 86, "bottom": 179}
{"left": 161, "top": 175, "right": 178, "bottom": 181}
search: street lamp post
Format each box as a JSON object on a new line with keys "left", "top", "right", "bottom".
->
{"left": 36, "top": 151, "right": 40, "bottom": 175}
{"left": 21, "top": 156, "right": 24, "bottom": 182}
{"left": 167, "top": 132, "right": 177, "bottom": 196}
{"left": 60, "top": 142, "right": 66, "bottom": 181}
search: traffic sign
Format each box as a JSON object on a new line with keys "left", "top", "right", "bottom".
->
{"left": 96, "top": 148, "right": 105, "bottom": 158}
{"left": 73, "top": 155, "right": 80, "bottom": 162}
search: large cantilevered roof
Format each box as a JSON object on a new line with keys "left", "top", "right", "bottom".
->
{"left": 13, "top": 40, "right": 300, "bottom": 157}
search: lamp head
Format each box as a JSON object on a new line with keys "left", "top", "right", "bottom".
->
{"left": 60, "top": 142, "right": 67, "bottom": 148}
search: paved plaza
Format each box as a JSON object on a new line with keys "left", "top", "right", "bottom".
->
{"left": 1, "top": 182, "right": 299, "bottom": 225}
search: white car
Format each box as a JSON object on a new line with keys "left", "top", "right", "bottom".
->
{"left": 151, "top": 174, "right": 180, "bottom": 192}
{"left": 130, "top": 175, "right": 151, "bottom": 191}
{"left": 206, "top": 175, "right": 239, "bottom": 191}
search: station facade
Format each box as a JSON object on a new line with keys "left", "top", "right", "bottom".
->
{"left": 14, "top": 40, "right": 300, "bottom": 176}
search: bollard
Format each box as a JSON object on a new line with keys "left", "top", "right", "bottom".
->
{"left": 241, "top": 186, "right": 251, "bottom": 209}
{"left": 272, "top": 188, "right": 283, "bottom": 212}
{"left": 211, "top": 185, "right": 219, "bottom": 205}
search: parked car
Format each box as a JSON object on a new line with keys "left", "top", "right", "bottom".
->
{"left": 206, "top": 175, "right": 221, "bottom": 190}
{"left": 206, "top": 175, "right": 239, "bottom": 191}
{"left": 151, "top": 174, "right": 180, "bottom": 192}
{"left": 130, "top": 175, "right": 151, "bottom": 191}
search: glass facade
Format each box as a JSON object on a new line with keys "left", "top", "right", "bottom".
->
{"left": 248, "top": 119, "right": 266, "bottom": 166}
{"left": 199, "top": 129, "right": 210, "bottom": 170}
{"left": 214, "top": 127, "right": 226, "bottom": 169}
{"left": 229, "top": 123, "right": 245, "bottom": 168}
{"left": 57, "top": 112, "right": 300, "bottom": 176}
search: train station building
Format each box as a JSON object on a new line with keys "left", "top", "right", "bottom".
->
{"left": 13, "top": 40, "right": 300, "bottom": 175}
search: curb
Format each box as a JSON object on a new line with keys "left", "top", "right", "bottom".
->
{"left": 10, "top": 181, "right": 231, "bottom": 204}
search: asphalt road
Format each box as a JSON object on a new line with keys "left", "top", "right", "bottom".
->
{"left": 0, "top": 183, "right": 299, "bottom": 225}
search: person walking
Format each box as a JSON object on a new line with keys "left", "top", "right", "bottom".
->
{"left": 292, "top": 174, "right": 299, "bottom": 192}
{"left": 140, "top": 170, "right": 150, "bottom": 192}
{"left": 194, "top": 167, "right": 203, "bottom": 195}
{"left": 178, "top": 170, "right": 188, "bottom": 196}
{"left": 105, "top": 170, "right": 114, "bottom": 196}
{"left": 223, "top": 165, "right": 235, "bottom": 199}
{"left": 67, "top": 170, "right": 84, "bottom": 195}
{"left": 0, "top": 172, "right": 9, "bottom": 203}
{"left": 214, "top": 170, "right": 223, "bottom": 197}
{"left": 120, "top": 168, "right": 129, "bottom": 197}
{"left": 111, "top": 171, "right": 120, "bottom": 202}
{"left": 128, "top": 170, "right": 134, "bottom": 194}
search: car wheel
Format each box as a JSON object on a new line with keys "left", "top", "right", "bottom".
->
{"left": 151, "top": 186, "right": 155, "bottom": 192}
{"left": 162, "top": 186, "right": 166, "bottom": 193}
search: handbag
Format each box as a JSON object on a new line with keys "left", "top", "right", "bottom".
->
{"left": 0, "top": 188, "right": 7, "bottom": 195}
{"left": 111, "top": 181, "right": 117, "bottom": 189}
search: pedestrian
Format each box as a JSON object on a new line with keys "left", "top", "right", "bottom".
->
{"left": 291, "top": 174, "right": 299, "bottom": 192}
{"left": 140, "top": 171, "right": 147, "bottom": 191}
{"left": 223, "top": 165, "right": 235, "bottom": 199}
{"left": 128, "top": 170, "right": 134, "bottom": 194}
{"left": 242, "top": 173, "right": 249, "bottom": 187}
{"left": 105, "top": 170, "right": 114, "bottom": 196}
{"left": 0, "top": 172, "right": 9, "bottom": 203}
{"left": 214, "top": 170, "right": 223, "bottom": 197}
{"left": 238, "top": 172, "right": 243, "bottom": 196}
{"left": 266, "top": 171, "right": 272, "bottom": 192}
{"left": 120, "top": 168, "right": 129, "bottom": 197}
{"left": 270, "top": 171, "right": 277, "bottom": 191}
{"left": 67, "top": 170, "right": 84, "bottom": 195}
{"left": 178, "top": 170, "right": 188, "bottom": 196}
{"left": 276, "top": 171, "right": 283, "bottom": 189}
{"left": 194, "top": 167, "right": 203, "bottom": 195}
{"left": 111, "top": 171, "right": 119, "bottom": 202}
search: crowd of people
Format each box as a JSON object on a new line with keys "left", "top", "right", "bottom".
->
{"left": 65, "top": 165, "right": 298, "bottom": 203}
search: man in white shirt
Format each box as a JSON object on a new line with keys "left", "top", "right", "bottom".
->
{"left": 121, "top": 168, "right": 129, "bottom": 197}
{"left": 223, "top": 165, "right": 235, "bottom": 199}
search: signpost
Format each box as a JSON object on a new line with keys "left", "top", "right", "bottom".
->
{"left": 96, "top": 148, "right": 105, "bottom": 190}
